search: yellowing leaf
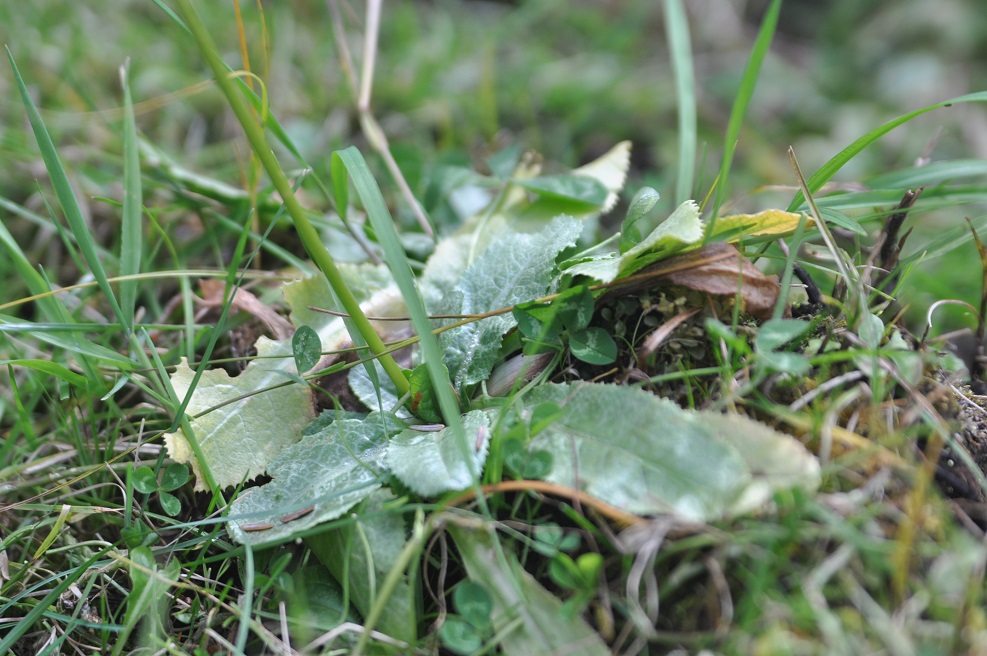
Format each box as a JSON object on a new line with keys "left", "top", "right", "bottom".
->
{"left": 708, "top": 209, "right": 811, "bottom": 243}
{"left": 572, "top": 140, "right": 631, "bottom": 213}
{"left": 164, "top": 336, "right": 314, "bottom": 491}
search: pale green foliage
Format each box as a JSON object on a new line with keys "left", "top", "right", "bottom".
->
{"left": 306, "top": 490, "right": 418, "bottom": 642}
{"left": 164, "top": 337, "right": 314, "bottom": 491}
{"left": 227, "top": 412, "right": 403, "bottom": 546}
{"left": 449, "top": 523, "right": 609, "bottom": 655}
{"left": 387, "top": 410, "right": 493, "bottom": 495}
{"left": 566, "top": 199, "right": 703, "bottom": 283}
{"left": 525, "top": 383, "right": 820, "bottom": 521}
{"left": 438, "top": 215, "right": 583, "bottom": 392}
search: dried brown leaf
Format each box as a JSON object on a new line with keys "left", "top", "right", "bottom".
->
{"left": 657, "top": 243, "right": 783, "bottom": 320}
{"left": 198, "top": 278, "right": 294, "bottom": 340}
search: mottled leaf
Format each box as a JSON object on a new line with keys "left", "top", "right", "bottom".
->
{"left": 292, "top": 324, "right": 321, "bottom": 373}
{"left": 566, "top": 200, "right": 704, "bottom": 283}
{"left": 524, "top": 382, "right": 819, "bottom": 521}
{"left": 387, "top": 410, "right": 492, "bottom": 495}
{"left": 227, "top": 411, "right": 403, "bottom": 546}
{"left": 164, "top": 337, "right": 314, "bottom": 491}
{"left": 441, "top": 216, "right": 582, "bottom": 392}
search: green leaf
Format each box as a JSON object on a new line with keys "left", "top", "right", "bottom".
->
{"left": 387, "top": 410, "right": 492, "bottom": 496}
{"left": 160, "top": 463, "right": 189, "bottom": 492}
{"left": 557, "top": 285, "right": 595, "bottom": 332}
{"left": 440, "top": 216, "right": 582, "bottom": 392}
{"left": 857, "top": 312, "right": 885, "bottom": 350}
{"left": 566, "top": 200, "right": 704, "bottom": 284}
{"left": 120, "top": 545, "right": 179, "bottom": 656}
{"left": 0, "top": 359, "right": 91, "bottom": 389}
{"left": 440, "top": 616, "right": 484, "bottom": 655}
{"left": 531, "top": 523, "right": 580, "bottom": 557}
{"left": 569, "top": 327, "right": 617, "bottom": 365}
{"left": 664, "top": 0, "right": 696, "bottom": 204}
{"left": 283, "top": 266, "right": 396, "bottom": 333}
{"left": 119, "top": 61, "right": 142, "bottom": 330}
{"left": 349, "top": 358, "right": 408, "bottom": 417}
{"left": 755, "top": 318, "right": 811, "bottom": 352}
{"left": 787, "top": 90, "right": 987, "bottom": 212}
{"left": 513, "top": 284, "right": 594, "bottom": 342}
{"left": 487, "top": 143, "right": 523, "bottom": 179}
{"left": 708, "top": 0, "right": 781, "bottom": 224}
{"left": 449, "top": 523, "right": 609, "bottom": 656}
{"left": 525, "top": 383, "right": 820, "bottom": 521}
{"left": 513, "top": 302, "right": 565, "bottom": 341}
{"left": 504, "top": 438, "right": 552, "bottom": 479}
{"left": 292, "top": 324, "right": 322, "bottom": 373}
{"left": 454, "top": 581, "right": 494, "bottom": 631}
{"left": 132, "top": 466, "right": 159, "bottom": 494}
{"left": 408, "top": 363, "right": 449, "bottom": 424}
{"left": 620, "top": 187, "right": 661, "bottom": 251}
{"left": 755, "top": 318, "right": 811, "bottom": 375}
{"left": 515, "top": 174, "right": 609, "bottom": 211}
{"left": 288, "top": 565, "right": 359, "bottom": 632}
{"left": 867, "top": 159, "right": 987, "bottom": 189}
{"left": 227, "top": 412, "right": 403, "bottom": 546}
{"left": 163, "top": 337, "right": 315, "bottom": 491}
{"left": 757, "top": 351, "right": 812, "bottom": 377}
{"left": 529, "top": 402, "right": 564, "bottom": 434}
{"left": 306, "top": 489, "right": 417, "bottom": 643}
{"left": 7, "top": 49, "right": 127, "bottom": 330}
{"left": 157, "top": 492, "right": 182, "bottom": 517}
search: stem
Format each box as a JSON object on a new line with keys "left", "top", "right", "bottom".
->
{"left": 174, "top": 0, "right": 409, "bottom": 397}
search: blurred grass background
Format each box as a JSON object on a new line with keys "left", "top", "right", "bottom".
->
{"left": 2, "top": 0, "right": 986, "bottom": 330}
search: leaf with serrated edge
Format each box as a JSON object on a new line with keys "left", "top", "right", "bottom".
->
{"left": 573, "top": 140, "right": 631, "bottom": 214}
{"left": 526, "top": 382, "right": 819, "bottom": 521}
{"left": 164, "top": 336, "right": 314, "bottom": 491}
{"left": 441, "top": 216, "right": 582, "bottom": 392}
{"left": 449, "top": 523, "right": 609, "bottom": 656}
{"left": 165, "top": 265, "right": 407, "bottom": 492}
{"left": 387, "top": 410, "right": 492, "bottom": 495}
{"left": 566, "top": 200, "right": 704, "bottom": 283}
{"left": 227, "top": 411, "right": 404, "bottom": 546}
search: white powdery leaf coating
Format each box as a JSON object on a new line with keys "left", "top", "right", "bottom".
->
{"left": 164, "top": 337, "right": 315, "bottom": 491}
{"left": 526, "top": 383, "right": 820, "bottom": 522}
{"left": 387, "top": 410, "right": 492, "bottom": 496}
{"left": 441, "top": 215, "right": 582, "bottom": 391}
{"left": 227, "top": 412, "right": 404, "bottom": 546}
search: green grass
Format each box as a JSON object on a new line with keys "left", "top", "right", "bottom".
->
{"left": 3, "top": 1, "right": 987, "bottom": 654}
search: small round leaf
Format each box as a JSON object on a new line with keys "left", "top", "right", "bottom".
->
{"left": 292, "top": 324, "right": 322, "bottom": 373}
{"left": 569, "top": 327, "right": 617, "bottom": 365}
{"left": 132, "top": 466, "right": 159, "bottom": 494}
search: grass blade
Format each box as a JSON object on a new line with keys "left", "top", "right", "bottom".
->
{"left": 332, "top": 147, "right": 458, "bottom": 428}
{"left": 173, "top": 0, "right": 408, "bottom": 397}
{"left": 787, "top": 91, "right": 987, "bottom": 212}
{"left": 707, "top": 0, "right": 781, "bottom": 234}
{"left": 6, "top": 48, "right": 127, "bottom": 331}
{"left": 119, "top": 61, "right": 142, "bottom": 331}
{"left": 664, "top": 0, "right": 697, "bottom": 204}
